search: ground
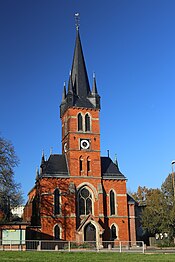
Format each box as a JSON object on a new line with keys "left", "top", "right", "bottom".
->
{"left": 1, "top": 252, "right": 175, "bottom": 262}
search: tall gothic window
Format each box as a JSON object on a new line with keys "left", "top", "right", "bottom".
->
{"left": 111, "top": 224, "right": 117, "bottom": 240}
{"left": 79, "top": 156, "right": 83, "bottom": 173}
{"left": 85, "top": 114, "right": 90, "bottom": 132}
{"left": 54, "top": 188, "right": 60, "bottom": 215}
{"left": 78, "top": 113, "right": 83, "bottom": 131}
{"left": 78, "top": 187, "right": 92, "bottom": 215}
{"left": 54, "top": 225, "right": 61, "bottom": 240}
{"left": 87, "top": 157, "right": 91, "bottom": 173}
{"left": 110, "top": 190, "right": 115, "bottom": 215}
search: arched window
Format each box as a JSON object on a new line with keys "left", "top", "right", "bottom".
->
{"left": 111, "top": 224, "right": 117, "bottom": 240}
{"left": 79, "top": 156, "right": 83, "bottom": 174}
{"left": 85, "top": 114, "right": 91, "bottom": 132}
{"left": 87, "top": 157, "right": 91, "bottom": 173}
{"left": 78, "top": 113, "right": 83, "bottom": 131}
{"left": 78, "top": 187, "right": 92, "bottom": 215}
{"left": 110, "top": 190, "right": 115, "bottom": 215}
{"left": 54, "top": 188, "right": 60, "bottom": 215}
{"left": 54, "top": 224, "right": 61, "bottom": 240}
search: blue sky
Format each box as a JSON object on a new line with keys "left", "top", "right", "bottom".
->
{"left": 0, "top": 0, "right": 175, "bottom": 200}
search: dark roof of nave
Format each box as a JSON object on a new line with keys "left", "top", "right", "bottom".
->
{"left": 101, "top": 157, "right": 126, "bottom": 180}
{"left": 41, "top": 154, "right": 68, "bottom": 177}
{"left": 40, "top": 154, "right": 126, "bottom": 180}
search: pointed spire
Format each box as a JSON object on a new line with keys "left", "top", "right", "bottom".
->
{"left": 60, "top": 16, "right": 101, "bottom": 118}
{"left": 40, "top": 151, "right": 45, "bottom": 175}
{"left": 62, "top": 82, "right": 66, "bottom": 101}
{"left": 92, "top": 72, "right": 98, "bottom": 95}
{"left": 35, "top": 167, "right": 39, "bottom": 180}
{"left": 68, "top": 71, "right": 73, "bottom": 93}
{"left": 114, "top": 154, "right": 119, "bottom": 167}
{"left": 41, "top": 150, "right": 45, "bottom": 163}
{"left": 71, "top": 28, "right": 91, "bottom": 97}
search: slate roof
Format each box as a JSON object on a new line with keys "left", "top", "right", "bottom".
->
{"left": 41, "top": 154, "right": 68, "bottom": 177}
{"left": 40, "top": 155, "right": 126, "bottom": 180}
{"left": 101, "top": 157, "right": 126, "bottom": 180}
{"left": 127, "top": 194, "right": 137, "bottom": 204}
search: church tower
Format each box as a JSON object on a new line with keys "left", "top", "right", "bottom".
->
{"left": 60, "top": 26, "right": 101, "bottom": 180}
{"left": 23, "top": 15, "right": 136, "bottom": 244}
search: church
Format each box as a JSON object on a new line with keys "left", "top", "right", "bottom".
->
{"left": 23, "top": 19, "right": 137, "bottom": 244}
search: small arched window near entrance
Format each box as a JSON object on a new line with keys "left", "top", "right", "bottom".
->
{"left": 79, "top": 187, "right": 92, "bottom": 215}
{"left": 85, "top": 113, "right": 91, "bottom": 132}
{"left": 54, "top": 224, "right": 61, "bottom": 240}
{"left": 78, "top": 113, "right": 83, "bottom": 131}
{"left": 54, "top": 188, "right": 60, "bottom": 215}
{"left": 84, "top": 223, "right": 96, "bottom": 241}
{"left": 110, "top": 190, "right": 115, "bottom": 215}
{"left": 111, "top": 224, "right": 117, "bottom": 240}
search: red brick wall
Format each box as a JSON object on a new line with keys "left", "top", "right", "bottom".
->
{"left": 128, "top": 204, "right": 136, "bottom": 242}
{"left": 24, "top": 106, "right": 133, "bottom": 242}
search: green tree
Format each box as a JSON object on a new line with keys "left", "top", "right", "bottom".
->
{"left": 132, "top": 187, "right": 169, "bottom": 236}
{"left": 161, "top": 173, "right": 174, "bottom": 205}
{"left": 161, "top": 173, "right": 175, "bottom": 240}
{"left": 0, "top": 136, "right": 23, "bottom": 221}
{"left": 132, "top": 175, "right": 175, "bottom": 243}
{"left": 131, "top": 186, "right": 149, "bottom": 205}
{"left": 141, "top": 188, "right": 168, "bottom": 235}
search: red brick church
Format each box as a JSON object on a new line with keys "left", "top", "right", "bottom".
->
{"left": 23, "top": 21, "right": 137, "bottom": 244}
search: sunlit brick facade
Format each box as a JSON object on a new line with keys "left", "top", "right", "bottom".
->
{"left": 23, "top": 24, "right": 137, "bottom": 244}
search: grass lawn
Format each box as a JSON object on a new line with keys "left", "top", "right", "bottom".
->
{"left": 0, "top": 251, "right": 175, "bottom": 262}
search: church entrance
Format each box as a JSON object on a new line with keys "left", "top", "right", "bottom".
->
{"left": 84, "top": 223, "right": 96, "bottom": 242}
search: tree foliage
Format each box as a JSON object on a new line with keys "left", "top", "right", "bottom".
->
{"left": 132, "top": 175, "right": 175, "bottom": 241}
{"left": 0, "top": 136, "right": 23, "bottom": 221}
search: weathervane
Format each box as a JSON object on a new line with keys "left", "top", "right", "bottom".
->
{"left": 75, "top": 13, "right": 80, "bottom": 30}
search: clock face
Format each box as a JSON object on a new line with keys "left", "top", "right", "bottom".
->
{"left": 80, "top": 139, "right": 90, "bottom": 150}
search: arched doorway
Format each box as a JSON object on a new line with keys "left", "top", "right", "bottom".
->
{"left": 84, "top": 223, "right": 96, "bottom": 242}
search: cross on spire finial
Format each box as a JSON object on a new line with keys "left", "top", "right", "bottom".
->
{"left": 75, "top": 13, "right": 80, "bottom": 30}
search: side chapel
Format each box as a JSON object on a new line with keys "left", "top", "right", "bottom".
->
{"left": 23, "top": 19, "right": 137, "bottom": 244}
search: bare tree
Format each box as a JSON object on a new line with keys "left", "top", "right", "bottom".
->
{"left": 0, "top": 136, "right": 23, "bottom": 221}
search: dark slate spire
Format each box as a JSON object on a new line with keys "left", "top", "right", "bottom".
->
{"left": 92, "top": 73, "right": 98, "bottom": 95}
{"left": 62, "top": 82, "right": 66, "bottom": 102}
{"left": 35, "top": 167, "right": 39, "bottom": 180}
{"left": 71, "top": 29, "right": 91, "bottom": 98}
{"left": 40, "top": 151, "right": 46, "bottom": 174}
{"left": 41, "top": 151, "right": 45, "bottom": 164}
{"left": 60, "top": 16, "right": 100, "bottom": 117}
{"left": 68, "top": 71, "right": 73, "bottom": 93}
{"left": 88, "top": 73, "right": 101, "bottom": 109}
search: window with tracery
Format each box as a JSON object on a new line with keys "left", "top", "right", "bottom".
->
{"left": 54, "top": 188, "right": 60, "bottom": 215}
{"left": 78, "top": 187, "right": 92, "bottom": 215}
